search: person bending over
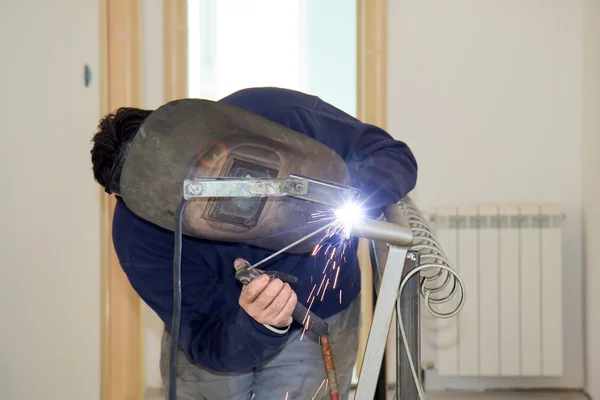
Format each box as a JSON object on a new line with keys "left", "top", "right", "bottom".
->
{"left": 90, "top": 87, "right": 417, "bottom": 400}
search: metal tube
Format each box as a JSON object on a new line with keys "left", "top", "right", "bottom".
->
{"left": 369, "top": 240, "right": 389, "bottom": 302}
{"left": 353, "top": 245, "right": 409, "bottom": 400}
{"left": 368, "top": 243, "right": 389, "bottom": 400}
{"left": 351, "top": 218, "right": 413, "bottom": 247}
{"left": 397, "top": 251, "right": 420, "bottom": 400}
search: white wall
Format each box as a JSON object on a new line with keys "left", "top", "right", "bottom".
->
{"left": 0, "top": 0, "right": 102, "bottom": 399}
{"left": 583, "top": 1, "right": 600, "bottom": 398}
{"left": 388, "top": 0, "right": 585, "bottom": 390}
{"left": 142, "top": 0, "right": 167, "bottom": 390}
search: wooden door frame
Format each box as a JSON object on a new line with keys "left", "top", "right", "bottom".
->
{"left": 355, "top": 0, "right": 388, "bottom": 377}
{"left": 100, "top": 0, "right": 385, "bottom": 397}
{"left": 100, "top": 1, "right": 145, "bottom": 399}
{"left": 164, "top": 0, "right": 188, "bottom": 103}
{"left": 100, "top": 1, "right": 188, "bottom": 399}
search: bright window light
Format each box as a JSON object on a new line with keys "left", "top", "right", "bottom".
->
{"left": 188, "top": 0, "right": 304, "bottom": 100}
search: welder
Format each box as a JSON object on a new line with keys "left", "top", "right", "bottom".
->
{"left": 90, "top": 87, "right": 418, "bottom": 399}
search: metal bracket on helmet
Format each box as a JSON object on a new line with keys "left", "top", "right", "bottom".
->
{"left": 183, "top": 177, "right": 309, "bottom": 200}
{"left": 183, "top": 175, "right": 360, "bottom": 209}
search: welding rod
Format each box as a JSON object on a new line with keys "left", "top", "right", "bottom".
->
{"left": 247, "top": 221, "right": 336, "bottom": 271}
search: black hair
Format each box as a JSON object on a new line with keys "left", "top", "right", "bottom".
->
{"left": 90, "top": 107, "right": 153, "bottom": 198}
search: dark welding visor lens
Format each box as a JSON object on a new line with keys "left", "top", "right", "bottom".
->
{"left": 204, "top": 156, "right": 279, "bottom": 227}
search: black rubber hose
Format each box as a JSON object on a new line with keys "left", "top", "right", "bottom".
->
{"left": 292, "top": 302, "right": 329, "bottom": 336}
{"left": 168, "top": 199, "right": 188, "bottom": 400}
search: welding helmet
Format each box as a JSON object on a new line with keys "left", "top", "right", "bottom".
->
{"left": 106, "top": 98, "right": 358, "bottom": 253}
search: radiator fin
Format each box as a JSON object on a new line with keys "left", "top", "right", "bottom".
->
{"left": 433, "top": 203, "right": 563, "bottom": 377}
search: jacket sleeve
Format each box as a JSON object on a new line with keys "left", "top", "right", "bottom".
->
{"left": 121, "top": 258, "right": 288, "bottom": 373}
{"left": 262, "top": 106, "right": 418, "bottom": 218}
{"left": 344, "top": 122, "right": 419, "bottom": 217}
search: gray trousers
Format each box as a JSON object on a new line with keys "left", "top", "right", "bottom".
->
{"left": 160, "top": 297, "right": 360, "bottom": 400}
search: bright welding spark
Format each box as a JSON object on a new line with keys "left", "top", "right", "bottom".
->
{"left": 307, "top": 284, "right": 317, "bottom": 302}
{"left": 322, "top": 258, "right": 331, "bottom": 274}
{"left": 312, "top": 379, "right": 326, "bottom": 399}
{"left": 307, "top": 204, "right": 362, "bottom": 306}
{"left": 311, "top": 244, "right": 322, "bottom": 256}
{"left": 303, "top": 297, "right": 315, "bottom": 325}
{"left": 316, "top": 275, "right": 326, "bottom": 296}
{"left": 320, "top": 279, "right": 330, "bottom": 301}
{"left": 339, "top": 290, "right": 342, "bottom": 304}
{"left": 333, "top": 266, "right": 341, "bottom": 289}
{"left": 300, "top": 315, "right": 311, "bottom": 341}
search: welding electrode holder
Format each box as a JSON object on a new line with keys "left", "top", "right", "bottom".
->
{"left": 234, "top": 260, "right": 330, "bottom": 336}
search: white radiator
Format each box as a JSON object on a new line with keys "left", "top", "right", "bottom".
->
{"left": 432, "top": 204, "right": 563, "bottom": 377}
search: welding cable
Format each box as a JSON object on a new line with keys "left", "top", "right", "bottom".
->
{"left": 168, "top": 199, "right": 189, "bottom": 400}
{"left": 320, "top": 334, "right": 340, "bottom": 400}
